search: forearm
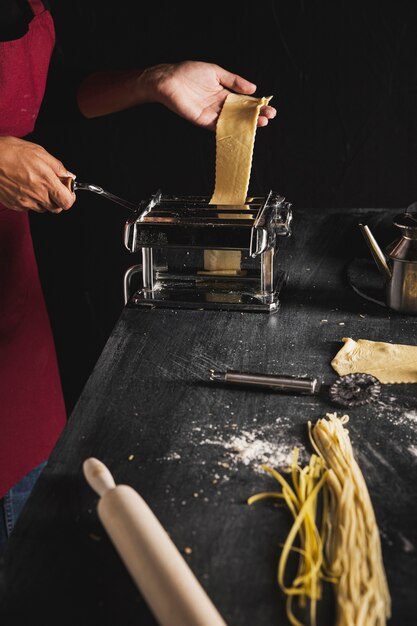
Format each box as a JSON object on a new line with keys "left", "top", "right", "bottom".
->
{"left": 76, "top": 67, "right": 165, "bottom": 118}
{"left": 76, "top": 61, "right": 276, "bottom": 130}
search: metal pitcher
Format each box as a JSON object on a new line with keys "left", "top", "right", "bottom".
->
{"left": 359, "top": 213, "right": 417, "bottom": 314}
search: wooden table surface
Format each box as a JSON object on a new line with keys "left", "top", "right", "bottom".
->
{"left": 1, "top": 208, "right": 416, "bottom": 625}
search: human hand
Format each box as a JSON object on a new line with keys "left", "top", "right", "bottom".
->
{"left": 140, "top": 61, "right": 277, "bottom": 131}
{"left": 0, "top": 137, "right": 75, "bottom": 214}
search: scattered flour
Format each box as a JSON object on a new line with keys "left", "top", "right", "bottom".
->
{"left": 162, "top": 404, "right": 417, "bottom": 473}
{"left": 408, "top": 445, "right": 417, "bottom": 459}
{"left": 399, "top": 533, "right": 415, "bottom": 553}
{"left": 164, "top": 452, "right": 181, "bottom": 461}
{"left": 161, "top": 424, "right": 303, "bottom": 473}
{"left": 374, "top": 400, "right": 417, "bottom": 430}
{"left": 403, "top": 410, "right": 417, "bottom": 423}
{"left": 201, "top": 428, "right": 303, "bottom": 473}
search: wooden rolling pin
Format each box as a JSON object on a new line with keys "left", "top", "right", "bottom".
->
{"left": 83, "top": 458, "right": 227, "bottom": 626}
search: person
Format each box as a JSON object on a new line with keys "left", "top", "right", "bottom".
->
{"left": 0, "top": 0, "right": 276, "bottom": 548}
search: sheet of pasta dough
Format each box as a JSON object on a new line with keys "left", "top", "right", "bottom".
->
{"left": 204, "top": 93, "right": 272, "bottom": 272}
{"left": 331, "top": 337, "right": 417, "bottom": 383}
{"left": 210, "top": 93, "right": 271, "bottom": 205}
{"left": 201, "top": 250, "right": 242, "bottom": 274}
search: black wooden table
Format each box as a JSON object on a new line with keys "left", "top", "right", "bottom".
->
{"left": 1, "top": 208, "right": 417, "bottom": 626}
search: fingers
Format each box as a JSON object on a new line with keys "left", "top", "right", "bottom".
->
{"left": 0, "top": 137, "right": 76, "bottom": 214}
{"left": 257, "top": 116, "right": 269, "bottom": 127}
{"left": 257, "top": 105, "right": 277, "bottom": 127}
{"left": 48, "top": 178, "right": 75, "bottom": 212}
{"left": 39, "top": 154, "right": 76, "bottom": 212}
{"left": 216, "top": 66, "right": 256, "bottom": 95}
{"left": 43, "top": 151, "right": 73, "bottom": 179}
{"left": 261, "top": 105, "right": 277, "bottom": 119}
{"left": 215, "top": 66, "right": 277, "bottom": 126}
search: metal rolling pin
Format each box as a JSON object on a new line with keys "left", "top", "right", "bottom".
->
{"left": 209, "top": 369, "right": 321, "bottom": 395}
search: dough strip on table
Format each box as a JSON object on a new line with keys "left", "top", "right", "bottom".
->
{"left": 331, "top": 337, "right": 417, "bottom": 384}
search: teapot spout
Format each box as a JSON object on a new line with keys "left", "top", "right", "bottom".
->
{"left": 359, "top": 223, "right": 392, "bottom": 282}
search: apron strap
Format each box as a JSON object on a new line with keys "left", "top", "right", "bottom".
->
{"left": 27, "top": 0, "right": 46, "bottom": 16}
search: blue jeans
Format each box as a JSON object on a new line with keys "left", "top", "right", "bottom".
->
{"left": 0, "top": 461, "right": 47, "bottom": 550}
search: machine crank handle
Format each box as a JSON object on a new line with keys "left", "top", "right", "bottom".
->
{"left": 61, "top": 176, "right": 137, "bottom": 213}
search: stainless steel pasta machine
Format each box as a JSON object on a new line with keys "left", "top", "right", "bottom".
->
{"left": 122, "top": 190, "right": 292, "bottom": 312}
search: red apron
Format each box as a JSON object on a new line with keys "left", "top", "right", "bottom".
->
{"left": 0, "top": 0, "right": 66, "bottom": 498}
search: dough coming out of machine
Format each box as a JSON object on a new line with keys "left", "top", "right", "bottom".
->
{"left": 331, "top": 337, "right": 417, "bottom": 383}
{"left": 210, "top": 93, "right": 272, "bottom": 206}
{"left": 204, "top": 93, "right": 272, "bottom": 273}
{"left": 201, "top": 250, "right": 242, "bottom": 274}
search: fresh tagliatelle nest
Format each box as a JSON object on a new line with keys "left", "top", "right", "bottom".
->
{"left": 248, "top": 413, "right": 391, "bottom": 626}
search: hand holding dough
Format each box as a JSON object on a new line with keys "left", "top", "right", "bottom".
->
{"left": 331, "top": 337, "right": 417, "bottom": 383}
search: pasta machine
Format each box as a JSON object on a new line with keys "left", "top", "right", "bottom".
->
{"left": 123, "top": 190, "right": 292, "bottom": 312}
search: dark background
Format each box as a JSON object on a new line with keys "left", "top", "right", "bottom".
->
{"left": 29, "top": 0, "right": 417, "bottom": 411}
